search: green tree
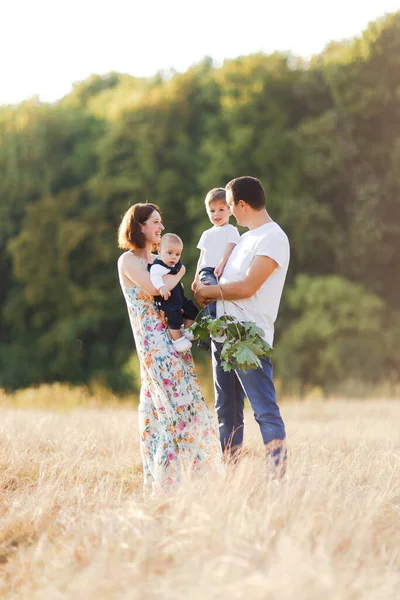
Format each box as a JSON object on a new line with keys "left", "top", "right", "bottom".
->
{"left": 275, "top": 275, "right": 385, "bottom": 394}
{"left": 1, "top": 13, "right": 400, "bottom": 393}
{"left": 0, "top": 104, "right": 108, "bottom": 388}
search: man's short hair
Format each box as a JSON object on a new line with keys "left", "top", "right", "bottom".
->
{"left": 225, "top": 176, "right": 266, "bottom": 210}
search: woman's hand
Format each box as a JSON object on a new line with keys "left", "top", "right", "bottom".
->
{"left": 162, "top": 263, "right": 185, "bottom": 292}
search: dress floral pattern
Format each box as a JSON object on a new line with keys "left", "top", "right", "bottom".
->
{"left": 121, "top": 269, "right": 223, "bottom": 493}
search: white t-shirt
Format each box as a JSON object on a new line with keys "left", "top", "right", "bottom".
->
{"left": 216, "top": 221, "right": 290, "bottom": 346}
{"left": 197, "top": 224, "right": 241, "bottom": 269}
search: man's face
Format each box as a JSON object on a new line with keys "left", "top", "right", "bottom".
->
{"left": 226, "top": 189, "right": 242, "bottom": 225}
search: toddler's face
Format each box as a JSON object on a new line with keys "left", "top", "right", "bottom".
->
{"left": 160, "top": 243, "right": 182, "bottom": 267}
{"left": 206, "top": 201, "right": 231, "bottom": 227}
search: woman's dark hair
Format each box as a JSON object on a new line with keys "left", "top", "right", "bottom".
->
{"left": 118, "top": 203, "right": 161, "bottom": 250}
{"left": 225, "top": 176, "right": 266, "bottom": 210}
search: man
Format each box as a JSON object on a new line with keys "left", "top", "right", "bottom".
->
{"left": 194, "top": 176, "right": 290, "bottom": 475}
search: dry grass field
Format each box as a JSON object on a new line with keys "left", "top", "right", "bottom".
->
{"left": 0, "top": 385, "right": 399, "bottom": 599}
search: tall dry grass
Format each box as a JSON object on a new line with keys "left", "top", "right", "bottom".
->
{"left": 0, "top": 387, "right": 399, "bottom": 599}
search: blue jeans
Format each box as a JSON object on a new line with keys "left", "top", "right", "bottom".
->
{"left": 211, "top": 341, "right": 287, "bottom": 472}
{"left": 199, "top": 267, "right": 217, "bottom": 319}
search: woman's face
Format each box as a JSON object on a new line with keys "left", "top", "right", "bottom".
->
{"left": 141, "top": 210, "right": 164, "bottom": 244}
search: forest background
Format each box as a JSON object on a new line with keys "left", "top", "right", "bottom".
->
{"left": 1, "top": 12, "right": 399, "bottom": 397}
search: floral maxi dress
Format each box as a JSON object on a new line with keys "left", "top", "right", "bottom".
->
{"left": 120, "top": 277, "right": 223, "bottom": 493}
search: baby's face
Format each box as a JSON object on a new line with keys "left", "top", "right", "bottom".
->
{"left": 206, "top": 200, "right": 231, "bottom": 227}
{"left": 160, "top": 243, "right": 182, "bottom": 267}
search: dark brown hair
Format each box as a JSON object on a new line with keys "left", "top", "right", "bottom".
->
{"left": 118, "top": 203, "right": 161, "bottom": 250}
{"left": 205, "top": 187, "right": 226, "bottom": 208}
{"left": 225, "top": 176, "right": 266, "bottom": 210}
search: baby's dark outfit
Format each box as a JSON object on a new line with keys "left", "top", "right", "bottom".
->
{"left": 148, "top": 258, "right": 198, "bottom": 330}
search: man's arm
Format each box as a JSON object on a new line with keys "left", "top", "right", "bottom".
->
{"left": 194, "top": 255, "right": 278, "bottom": 306}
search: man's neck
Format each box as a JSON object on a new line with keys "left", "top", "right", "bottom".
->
{"left": 246, "top": 209, "right": 273, "bottom": 231}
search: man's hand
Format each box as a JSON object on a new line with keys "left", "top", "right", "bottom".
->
{"left": 178, "top": 264, "right": 186, "bottom": 277}
{"left": 159, "top": 285, "right": 171, "bottom": 300}
{"left": 191, "top": 277, "right": 199, "bottom": 292}
{"left": 194, "top": 282, "right": 216, "bottom": 308}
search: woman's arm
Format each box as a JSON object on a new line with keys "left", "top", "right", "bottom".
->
{"left": 118, "top": 253, "right": 185, "bottom": 295}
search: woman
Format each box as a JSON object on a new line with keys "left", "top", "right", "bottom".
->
{"left": 117, "top": 203, "right": 223, "bottom": 494}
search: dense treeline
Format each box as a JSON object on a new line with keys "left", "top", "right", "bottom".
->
{"left": 1, "top": 13, "right": 400, "bottom": 395}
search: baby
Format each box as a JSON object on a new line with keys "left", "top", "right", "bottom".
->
{"left": 192, "top": 188, "right": 240, "bottom": 348}
{"left": 149, "top": 233, "right": 198, "bottom": 353}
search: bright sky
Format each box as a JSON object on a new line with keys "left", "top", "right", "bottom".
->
{"left": 2, "top": 0, "right": 400, "bottom": 105}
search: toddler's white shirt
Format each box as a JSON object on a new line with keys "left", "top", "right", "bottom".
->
{"left": 197, "top": 224, "right": 240, "bottom": 269}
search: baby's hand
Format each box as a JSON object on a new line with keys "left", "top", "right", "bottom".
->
{"left": 159, "top": 286, "right": 171, "bottom": 300}
{"left": 214, "top": 261, "right": 225, "bottom": 279}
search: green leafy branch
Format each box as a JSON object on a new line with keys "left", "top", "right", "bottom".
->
{"left": 190, "top": 315, "right": 272, "bottom": 372}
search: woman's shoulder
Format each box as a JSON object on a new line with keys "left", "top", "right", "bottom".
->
{"left": 117, "top": 251, "right": 130, "bottom": 262}
{"left": 117, "top": 251, "right": 147, "bottom": 280}
{"left": 118, "top": 251, "right": 141, "bottom": 267}
{"left": 117, "top": 251, "right": 133, "bottom": 270}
